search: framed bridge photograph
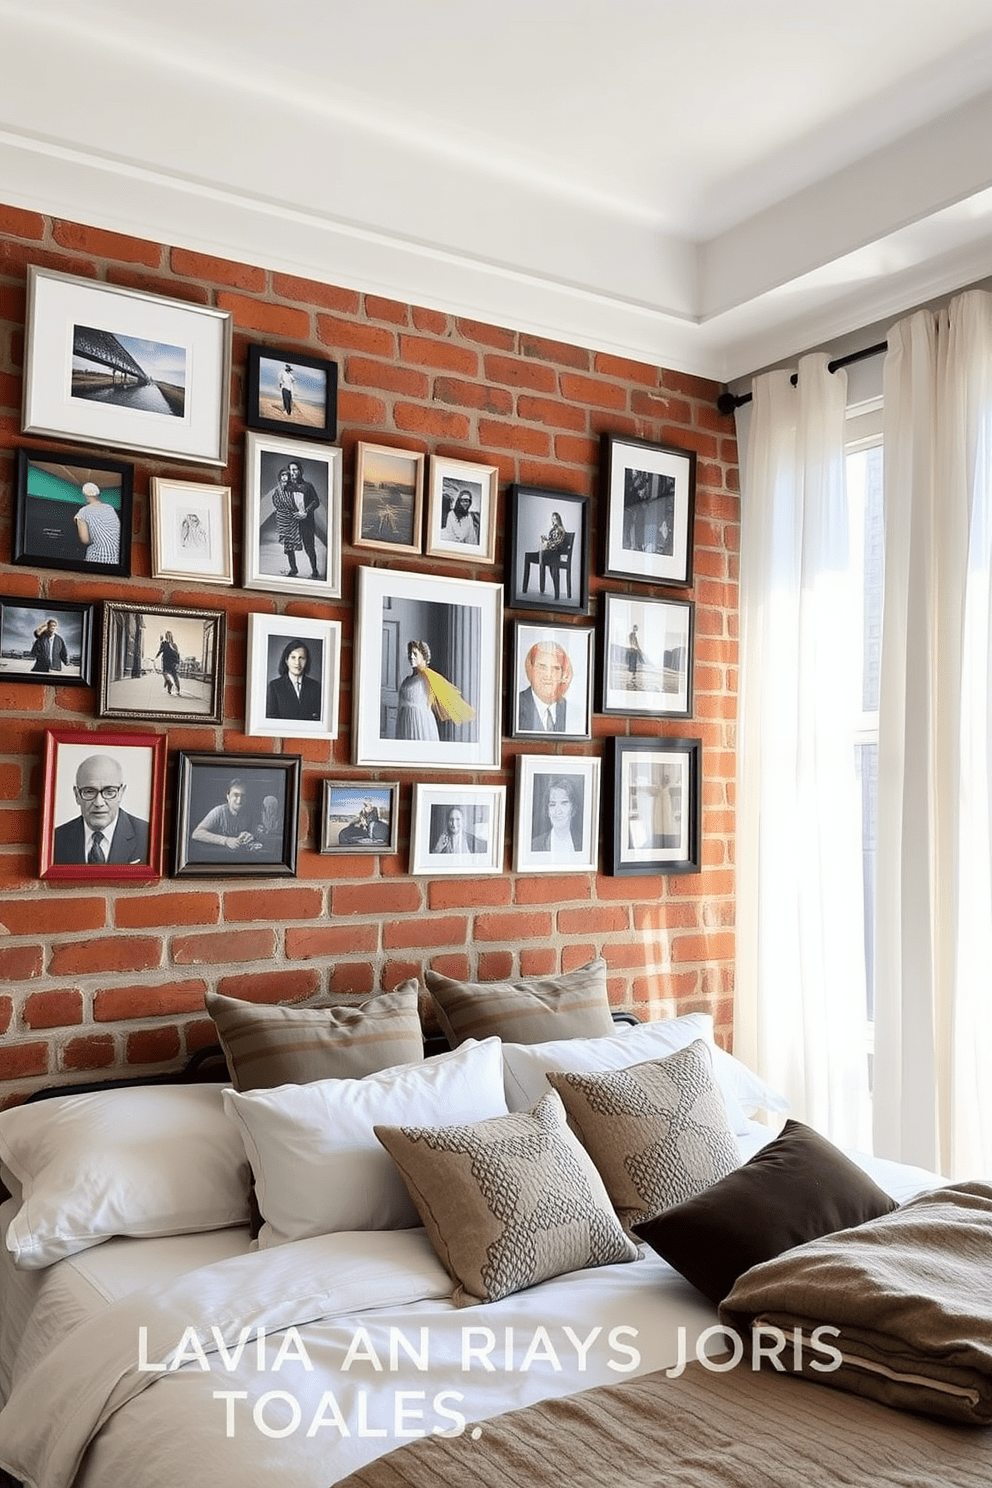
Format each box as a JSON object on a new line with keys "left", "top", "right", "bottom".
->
{"left": 22, "top": 267, "right": 232, "bottom": 465}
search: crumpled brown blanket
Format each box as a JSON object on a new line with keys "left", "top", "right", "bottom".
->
{"left": 720, "top": 1179, "right": 992, "bottom": 1424}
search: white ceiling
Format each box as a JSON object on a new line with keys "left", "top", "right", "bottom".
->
{"left": 3, "top": 0, "right": 992, "bottom": 380}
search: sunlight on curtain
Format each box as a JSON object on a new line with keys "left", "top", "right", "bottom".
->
{"left": 736, "top": 354, "right": 872, "bottom": 1149}
{"left": 875, "top": 288, "right": 992, "bottom": 1176}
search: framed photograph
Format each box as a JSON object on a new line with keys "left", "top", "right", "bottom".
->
{"left": 600, "top": 593, "right": 694, "bottom": 719}
{"left": 22, "top": 266, "right": 232, "bottom": 466}
{"left": 425, "top": 455, "right": 499, "bottom": 564}
{"left": 353, "top": 442, "right": 424, "bottom": 555}
{"left": 245, "top": 612, "right": 341, "bottom": 741}
{"left": 410, "top": 783, "right": 506, "bottom": 876}
{"left": 39, "top": 728, "right": 166, "bottom": 882}
{"left": 353, "top": 566, "right": 503, "bottom": 771}
{"left": 602, "top": 433, "right": 696, "bottom": 587}
{"left": 509, "top": 621, "right": 594, "bottom": 740}
{"left": 13, "top": 447, "right": 133, "bottom": 577}
{"left": 246, "top": 344, "right": 337, "bottom": 441}
{"left": 243, "top": 432, "right": 343, "bottom": 599}
{"left": 506, "top": 486, "right": 590, "bottom": 615}
{"left": 149, "top": 478, "right": 234, "bottom": 585}
{"left": 608, "top": 736, "right": 701, "bottom": 876}
{"left": 319, "top": 780, "right": 399, "bottom": 854}
{"left": 0, "top": 597, "right": 95, "bottom": 686}
{"left": 513, "top": 754, "right": 600, "bottom": 875}
{"left": 98, "top": 601, "right": 226, "bottom": 725}
{"left": 173, "top": 751, "right": 301, "bottom": 878}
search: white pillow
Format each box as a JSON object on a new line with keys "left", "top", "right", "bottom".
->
{"left": 501, "top": 1014, "right": 788, "bottom": 1134}
{"left": 0, "top": 1084, "right": 251, "bottom": 1270}
{"left": 223, "top": 1038, "right": 508, "bottom": 1249}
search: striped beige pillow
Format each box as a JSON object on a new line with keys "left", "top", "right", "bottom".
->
{"left": 206, "top": 984, "right": 424, "bottom": 1090}
{"left": 425, "top": 958, "right": 613, "bottom": 1046}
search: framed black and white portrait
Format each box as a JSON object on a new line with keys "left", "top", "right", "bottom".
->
{"left": 98, "top": 601, "right": 225, "bottom": 726}
{"left": 173, "top": 751, "right": 301, "bottom": 878}
{"left": 243, "top": 432, "right": 343, "bottom": 599}
{"left": 409, "top": 783, "right": 506, "bottom": 876}
{"left": 425, "top": 454, "right": 499, "bottom": 564}
{"left": 602, "top": 433, "right": 695, "bottom": 587}
{"left": 513, "top": 754, "right": 600, "bottom": 875}
{"left": 352, "top": 566, "right": 503, "bottom": 771}
{"left": 509, "top": 621, "right": 594, "bottom": 740}
{"left": 608, "top": 736, "right": 701, "bottom": 876}
{"left": 506, "top": 486, "right": 589, "bottom": 615}
{"left": 0, "top": 596, "right": 95, "bottom": 687}
{"left": 600, "top": 593, "right": 694, "bottom": 719}
{"left": 245, "top": 612, "right": 341, "bottom": 741}
{"left": 40, "top": 728, "right": 167, "bottom": 883}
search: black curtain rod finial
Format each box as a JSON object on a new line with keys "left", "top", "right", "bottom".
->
{"left": 716, "top": 391, "right": 744, "bottom": 416}
{"left": 715, "top": 338, "right": 889, "bottom": 416}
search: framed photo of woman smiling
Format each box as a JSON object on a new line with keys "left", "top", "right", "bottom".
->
{"left": 513, "top": 754, "right": 600, "bottom": 875}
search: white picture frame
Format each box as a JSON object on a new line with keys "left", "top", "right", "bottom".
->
{"left": 425, "top": 454, "right": 499, "bottom": 564}
{"left": 510, "top": 621, "right": 594, "bottom": 740}
{"left": 243, "top": 431, "right": 343, "bottom": 599}
{"left": 149, "top": 478, "right": 234, "bottom": 585}
{"left": 410, "top": 783, "right": 506, "bottom": 876}
{"left": 513, "top": 754, "right": 601, "bottom": 874}
{"left": 245, "top": 612, "right": 341, "bottom": 741}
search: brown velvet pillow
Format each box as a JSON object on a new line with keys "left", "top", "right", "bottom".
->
{"left": 425, "top": 958, "right": 613, "bottom": 1047}
{"left": 634, "top": 1119, "right": 898, "bottom": 1305}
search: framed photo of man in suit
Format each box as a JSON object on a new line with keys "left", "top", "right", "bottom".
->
{"left": 40, "top": 728, "right": 166, "bottom": 881}
{"left": 509, "top": 621, "right": 594, "bottom": 740}
{"left": 245, "top": 613, "right": 341, "bottom": 741}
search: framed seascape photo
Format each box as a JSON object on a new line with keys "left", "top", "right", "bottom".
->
{"left": 149, "top": 478, "right": 234, "bottom": 585}
{"left": 602, "top": 433, "right": 696, "bottom": 587}
{"left": 246, "top": 344, "right": 337, "bottom": 441}
{"left": 352, "top": 566, "right": 503, "bottom": 771}
{"left": 173, "top": 751, "right": 301, "bottom": 878}
{"left": 0, "top": 596, "right": 95, "bottom": 687}
{"left": 98, "top": 601, "right": 226, "bottom": 726}
{"left": 513, "top": 754, "right": 600, "bottom": 875}
{"left": 506, "top": 486, "right": 590, "bottom": 615}
{"left": 13, "top": 447, "right": 133, "bottom": 577}
{"left": 425, "top": 455, "right": 499, "bottom": 564}
{"left": 353, "top": 442, "right": 425, "bottom": 555}
{"left": 509, "top": 621, "right": 594, "bottom": 741}
{"left": 22, "top": 266, "right": 232, "bottom": 466}
{"left": 600, "top": 593, "right": 694, "bottom": 719}
{"left": 243, "top": 432, "right": 343, "bottom": 599}
{"left": 608, "top": 736, "right": 701, "bottom": 876}
{"left": 39, "top": 728, "right": 167, "bottom": 882}
{"left": 245, "top": 612, "right": 341, "bottom": 742}
{"left": 410, "top": 783, "right": 506, "bottom": 876}
{"left": 319, "top": 780, "right": 399, "bottom": 854}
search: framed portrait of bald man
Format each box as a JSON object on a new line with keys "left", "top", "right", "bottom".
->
{"left": 39, "top": 728, "right": 166, "bottom": 882}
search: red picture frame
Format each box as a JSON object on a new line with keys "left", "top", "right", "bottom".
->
{"left": 39, "top": 728, "right": 167, "bottom": 882}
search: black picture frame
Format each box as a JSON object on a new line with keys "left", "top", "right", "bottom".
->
{"left": 599, "top": 593, "right": 694, "bottom": 720}
{"left": 245, "top": 343, "right": 338, "bottom": 441}
{"left": 509, "top": 620, "right": 594, "bottom": 740}
{"left": 608, "top": 736, "right": 701, "bottom": 876}
{"left": 98, "top": 601, "right": 226, "bottom": 726}
{"left": 14, "top": 447, "right": 134, "bottom": 577}
{"left": 173, "top": 751, "right": 301, "bottom": 878}
{"left": 506, "top": 485, "right": 590, "bottom": 615}
{"left": 602, "top": 433, "right": 696, "bottom": 588}
{"left": 0, "top": 596, "right": 95, "bottom": 687}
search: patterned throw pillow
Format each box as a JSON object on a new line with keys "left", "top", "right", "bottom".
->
{"left": 424, "top": 958, "right": 613, "bottom": 1047}
{"left": 375, "top": 1090, "right": 638, "bottom": 1306}
{"left": 547, "top": 1040, "right": 741, "bottom": 1231}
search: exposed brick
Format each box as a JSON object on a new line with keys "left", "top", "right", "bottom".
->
{"left": 393, "top": 403, "right": 471, "bottom": 440}
{"left": 476, "top": 950, "right": 515, "bottom": 980}
{"left": 170, "top": 247, "right": 265, "bottom": 291}
{"left": 0, "top": 998, "right": 9, "bottom": 1035}
{"left": 333, "top": 882, "right": 422, "bottom": 916}
{"left": 399, "top": 335, "right": 478, "bottom": 376}
{"left": 516, "top": 395, "right": 587, "bottom": 431}
{"left": 23, "top": 989, "right": 83, "bottom": 1028}
{"left": 558, "top": 905, "right": 630, "bottom": 935}
{"left": 455, "top": 318, "right": 516, "bottom": 350}
{"left": 345, "top": 358, "right": 430, "bottom": 397}
{"left": 474, "top": 910, "right": 553, "bottom": 942}
{"left": 519, "top": 335, "right": 590, "bottom": 369}
{"left": 49, "top": 937, "right": 162, "bottom": 977}
{"left": 285, "top": 924, "right": 378, "bottom": 959}
{"left": 216, "top": 292, "right": 309, "bottom": 339}
{"left": 412, "top": 306, "right": 449, "bottom": 334}
{"left": 0, "top": 204, "right": 45, "bottom": 238}
{"left": 484, "top": 355, "right": 557, "bottom": 393}
{"left": 172, "top": 929, "right": 276, "bottom": 966}
{"left": 383, "top": 915, "right": 468, "bottom": 949}
{"left": 53, "top": 220, "right": 161, "bottom": 265}
{"left": 114, "top": 892, "right": 221, "bottom": 929}
{"left": 94, "top": 980, "right": 208, "bottom": 1022}
{"left": 364, "top": 294, "right": 410, "bottom": 325}
{"left": 330, "top": 961, "right": 377, "bottom": 994}
{"left": 126, "top": 1027, "right": 181, "bottom": 1065}
{"left": 337, "top": 389, "right": 388, "bottom": 425}
{"left": 215, "top": 969, "right": 321, "bottom": 1003}
{"left": 477, "top": 419, "right": 551, "bottom": 457}
{"left": 0, "top": 945, "right": 43, "bottom": 981}
{"left": 519, "top": 947, "right": 560, "bottom": 977}
{"left": 62, "top": 1035, "right": 114, "bottom": 1072}
{"left": 273, "top": 274, "right": 360, "bottom": 312}
{"left": 432, "top": 377, "right": 513, "bottom": 415}
{"left": 223, "top": 887, "right": 323, "bottom": 923}
{"left": 514, "top": 876, "right": 592, "bottom": 905}
{"left": 318, "top": 315, "right": 395, "bottom": 355}
{"left": 427, "top": 879, "right": 513, "bottom": 910}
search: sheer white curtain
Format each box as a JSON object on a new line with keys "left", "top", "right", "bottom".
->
{"left": 736, "top": 355, "right": 872, "bottom": 1149}
{"left": 874, "top": 288, "right": 992, "bottom": 1177}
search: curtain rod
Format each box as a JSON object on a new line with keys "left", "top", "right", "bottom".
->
{"left": 716, "top": 339, "right": 888, "bottom": 415}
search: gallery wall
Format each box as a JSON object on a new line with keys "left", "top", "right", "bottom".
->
{"left": 0, "top": 204, "right": 740, "bottom": 1101}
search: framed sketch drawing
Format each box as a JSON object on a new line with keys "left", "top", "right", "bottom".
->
{"left": 98, "top": 601, "right": 225, "bottom": 725}
{"left": 14, "top": 447, "right": 133, "bottom": 577}
{"left": 600, "top": 593, "right": 693, "bottom": 719}
{"left": 513, "top": 754, "right": 600, "bottom": 875}
{"left": 245, "top": 612, "right": 341, "bottom": 741}
{"left": 173, "top": 751, "right": 301, "bottom": 878}
{"left": 506, "top": 486, "right": 590, "bottom": 615}
{"left": 0, "top": 596, "right": 95, "bottom": 687}
{"left": 319, "top": 781, "right": 399, "bottom": 854}
{"left": 353, "top": 442, "right": 424, "bottom": 554}
{"left": 602, "top": 433, "right": 695, "bottom": 587}
{"left": 608, "top": 736, "right": 701, "bottom": 876}
{"left": 243, "top": 431, "right": 343, "bottom": 599}
{"left": 39, "top": 728, "right": 167, "bottom": 882}
{"left": 352, "top": 566, "right": 503, "bottom": 771}
{"left": 22, "top": 267, "right": 232, "bottom": 465}
{"left": 246, "top": 344, "right": 337, "bottom": 441}
{"left": 509, "top": 621, "right": 594, "bottom": 741}
{"left": 425, "top": 455, "right": 499, "bottom": 564}
{"left": 149, "top": 478, "right": 234, "bottom": 585}
{"left": 410, "top": 783, "right": 506, "bottom": 876}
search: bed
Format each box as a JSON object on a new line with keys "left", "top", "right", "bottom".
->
{"left": 0, "top": 962, "right": 983, "bottom": 1488}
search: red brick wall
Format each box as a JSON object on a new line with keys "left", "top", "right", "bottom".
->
{"left": 0, "top": 205, "right": 739, "bottom": 1100}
